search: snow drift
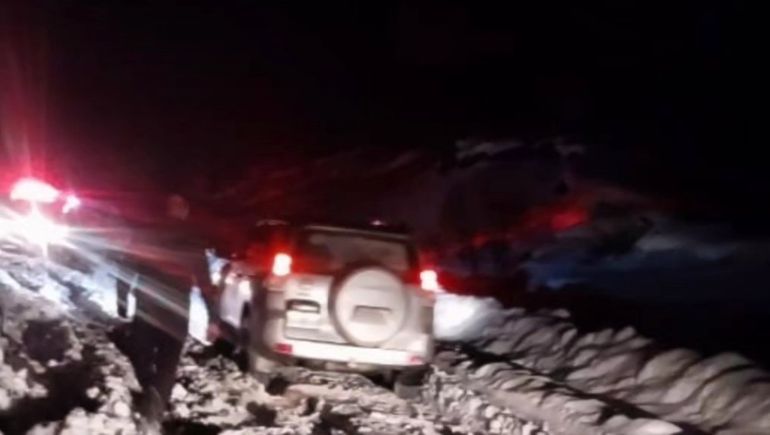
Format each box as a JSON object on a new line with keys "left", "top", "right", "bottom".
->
{"left": 438, "top": 294, "right": 770, "bottom": 434}
{"left": 0, "top": 261, "right": 139, "bottom": 434}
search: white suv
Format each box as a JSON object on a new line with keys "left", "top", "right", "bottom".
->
{"left": 215, "top": 221, "right": 437, "bottom": 391}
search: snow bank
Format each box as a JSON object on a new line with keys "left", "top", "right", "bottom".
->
{"left": 0, "top": 250, "right": 118, "bottom": 323}
{"left": 434, "top": 295, "right": 685, "bottom": 433}
{"left": 424, "top": 356, "right": 551, "bottom": 434}
{"left": 1, "top": 256, "right": 139, "bottom": 434}
{"left": 431, "top": 350, "right": 681, "bottom": 435}
{"left": 468, "top": 306, "right": 770, "bottom": 434}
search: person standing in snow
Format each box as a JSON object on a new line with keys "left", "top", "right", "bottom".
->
{"left": 116, "top": 193, "right": 213, "bottom": 423}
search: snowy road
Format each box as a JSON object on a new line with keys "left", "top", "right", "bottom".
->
{"left": 166, "top": 343, "right": 487, "bottom": 434}
{"left": 2, "top": 249, "right": 770, "bottom": 434}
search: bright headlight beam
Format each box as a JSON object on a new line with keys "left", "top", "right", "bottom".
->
{"left": 10, "top": 178, "right": 60, "bottom": 203}
{"left": 3, "top": 206, "right": 70, "bottom": 255}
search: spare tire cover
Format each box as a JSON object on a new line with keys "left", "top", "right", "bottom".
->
{"left": 330, "top": 267, "right": 409, "bottom": 347}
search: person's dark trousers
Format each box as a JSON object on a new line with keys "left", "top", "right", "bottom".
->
{"left": 114, "top": 256, "right": 143, "bottom": 319}
{"left": 129, "top": 269, "right": 191, "bottom": 419}
{"left": 116, "top": 278, "right": 131, "bottom": 319}
{"left": 131, "top": 318, "right": 185, "bottom": 404}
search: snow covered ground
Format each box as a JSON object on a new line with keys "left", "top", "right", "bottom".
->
{"left": 2, "top": 247, "right": 769, "bottom": 434}
{"left": 0, "top": 252, "right": 139, "bottom": 434}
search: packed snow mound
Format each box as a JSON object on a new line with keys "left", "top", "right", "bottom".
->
{"left": 432, "top": 349, "right": 682, "bottom": 435}
{"left": 0, "top": 268, "right": 139, "bottom": 434}
{"left": 0, "top": 250, "right": 119, "bottom": 323}
{"left": 434, "top": 295, "right": 685, "bottom": 434}
{"left": 468, "top": 306, "right": 770, "bottom": 434}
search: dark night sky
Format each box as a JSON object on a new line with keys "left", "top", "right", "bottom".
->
{"left": 1, "top": 1, "right": 761, "bottom": 218}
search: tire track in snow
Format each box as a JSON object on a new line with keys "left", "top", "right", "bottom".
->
{"left": 168, "top": 343, "right": 476, "bottom": 434}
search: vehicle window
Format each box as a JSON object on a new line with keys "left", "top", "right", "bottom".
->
{"left": 297, "top": 230, "right": 412, "bottom": 274}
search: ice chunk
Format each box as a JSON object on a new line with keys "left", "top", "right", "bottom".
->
{"left": 433, "top": 294, "right": 502, "bottom": 341}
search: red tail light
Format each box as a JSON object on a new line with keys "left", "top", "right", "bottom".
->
{"left": 420, "top": 269, "right": 441, "bottom": 292}
{"left": 274, "top": 342, "right": 293, "bottom": 355}
{"left": 408, "top": 354, "right": 425, "bottom": 365}
{"left": 272, "top": 253, "right": 292, "bottom": 276}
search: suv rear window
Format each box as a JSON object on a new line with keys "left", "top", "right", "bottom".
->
{"left": 296, "top": 229, "right": 414, "bottom": 274}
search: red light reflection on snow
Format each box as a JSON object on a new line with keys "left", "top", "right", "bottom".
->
{"left": 550, "top": 207, "right": 588, "bottom": 231}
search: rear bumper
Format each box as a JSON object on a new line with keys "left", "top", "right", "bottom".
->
{"left": 274, "top": 338, "right": 427, "bottom": 367}
{"left": 262, "top": 318, "right": 433, "bottom": 368}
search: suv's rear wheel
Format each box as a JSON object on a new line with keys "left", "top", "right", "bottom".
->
{"left": 393, "top": 367, "right": 428, "bottom": 399}
{"left": 248, "top": 350, "right": 280, "bottom": 384}
{"left": 237, "top": 307, "right": 251, "bottom": 349}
